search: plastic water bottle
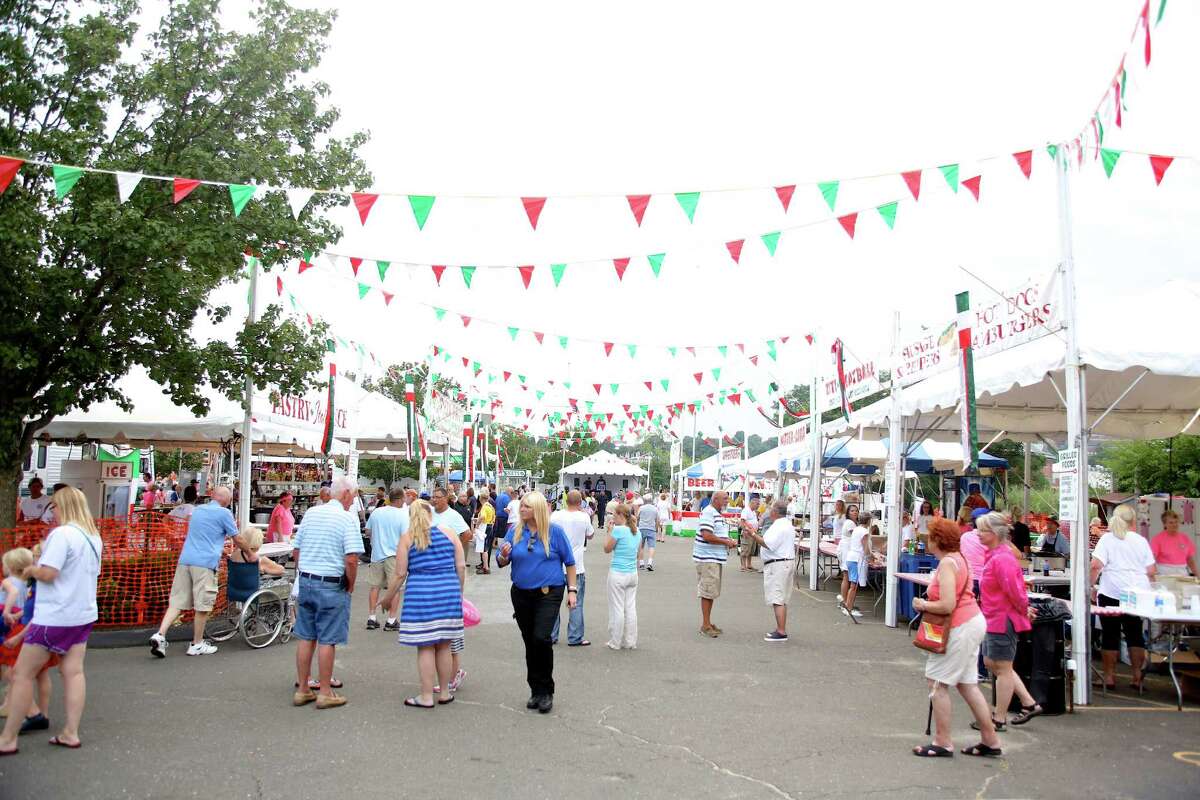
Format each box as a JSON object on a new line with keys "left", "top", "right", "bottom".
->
{"left": 1154, "top": 594, "right": 1164, "bottom": 615}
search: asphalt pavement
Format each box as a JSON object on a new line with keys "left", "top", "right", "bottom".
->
{"left": 1, "top": 537, "right": 1196, "bottom": 799}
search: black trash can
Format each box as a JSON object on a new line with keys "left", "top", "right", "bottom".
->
{"left": 1008, "top": 618, "right": 1067, "bottom": 716}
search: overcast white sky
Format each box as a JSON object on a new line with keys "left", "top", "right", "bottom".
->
{"left": 184, "top": 0, "right": 1197, "bottom": 441}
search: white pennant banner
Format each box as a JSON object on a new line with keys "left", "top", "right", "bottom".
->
{"left": 115, "top": 171, "right": 143, "bottom": 203}
{"left": 285, "top": 188, "right": 315, "bottom": 219}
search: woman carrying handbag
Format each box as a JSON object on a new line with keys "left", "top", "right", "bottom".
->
{"left": 910, "top": 518, "right": 1002, "bottom": 759}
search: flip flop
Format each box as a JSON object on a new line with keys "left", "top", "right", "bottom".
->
{"left": 437, "top": 695, "right": 455, "bottom": 705}
{"left": 48, "top": 736, "right": 81, "bottom": 749}
{"left": 0, "top": 747, "right": 17, "bottom": 756}
{"left": 961, "top": 743, "right": 1002, "bottom": 758}
{"left": 404, "top": 697, "right": 435, "bottom": 709}
{"left": 912, "top": 744, "right": 953, "bottom": 758}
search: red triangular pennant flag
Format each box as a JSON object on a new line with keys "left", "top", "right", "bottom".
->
{"left": 351, "top": 192, "right": 378, "bottom": 225}
{"left": 173, "top": 177, "right": 201, "bottom": 204}
{"left": 627, "top": 194, "right": 650, "bottom": 226}
{"left": 518, "top": 265, "right": 534, "bottom": 288}
{"left": 603, "top": 341, "right": 614, "bottom": 356}
{"left": 462, "top": 357, "right": 469, "bottom": 367}
{"left": 694, "top": 372, "right": 703, "bottom": 384}
{"left": 1013, "top": 150, "right": 1033, "bottom": 179}
{"left": 805, "top": 333, "right": 814, "bottom": 344}
{"left": 775, "top": 184, "right": 795, "bottom": 212}
{"left": 1150, "top": 155, "right": 1174, "bottom": 185}
{"left": 644, "top": 382, "right": 652, "bottom": 391}
{"left": 305, "top": 314, "right": 313, "bottom": 326}
{"left": 613, "top": 257, "right": 629, "bottom": 280}
{"left": 0, "top": 157, "right": 23, "bottom": 194}
{"left": 750, "top": 355, "right": 759, "bottom": 365}
{"left": 901, "top": 170, "right": 922, "bottom": 201}
{"left": 962, "top": 175, "right": 981, "bottom": 201}
{"left": 431, "top": 264, "right": 446, "bottom": 285}
{"left": 686, "top": 346, "right": 696, "bottom": 356}
{"left": 503, "top": 371, "right": 512, "bottom": 382}
{"left": 735, "top": 343, "right": 745, "bottom": 353}
{"left": 780, "top": 335, "right": 790, "bottom": 344}
{"left": 594, "top": 384, "right": 602, "bottom": 395}
{"left": 298, "top": 258, "right": 313, "bottom": 274}
{"left": 837, "top": 212, "right": 858, "bottom": 239}
{"left": 729, "top": 393, "right": 741, "bottom": 406}
{"left": 726, "top": 239, "right": 744, "bottom": 264}
{"left": 533, "top": 331, "right": 544, "bottom": 344}
{"left": 275, "top": 276, "right": 283, "bottom": 296}
{"left": 1140, "top": 0, "right": 1151, "bottom": 66}
{"left": 622, "top": 404, "right": 631, "bottom": 413}
{"left": 460, "top": 314, "right": 472, "bottom": 327}
{"left": 646, "top": 410, "right": 654, "bottom": 420}
{"left": 606, "top": 413, "right": 614, "bottom": 422}
{"left": 349, "top": 257, "right": 363, "bottom": 275}
{"left": 521, "top": 196, "right": 546, "bottom": 230}
{"left": 382, "top": 291, "right": 394, "bottom": 305}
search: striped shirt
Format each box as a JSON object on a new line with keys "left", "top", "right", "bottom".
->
{"left": 692, "top": 504, "right": 730, "bottom": 563}
{"left": 294, "top": 501, "right": 364, "bottom": 577}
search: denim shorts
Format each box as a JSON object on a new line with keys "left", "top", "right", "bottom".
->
{"left": 640, "top": 529, "right": 656, "bottom": 545}
{"left": 293, "top": 575, "right": 351, "bottom": 646}
{"left": 983, "top": 620, "right": 1019, "bottom": 662}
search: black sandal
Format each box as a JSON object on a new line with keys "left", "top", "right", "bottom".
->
{"left": 912, "top": 744, "right": 954, "bottom": 758}
{"left": 404, "top": 697, "right": 435, "bottom": 709}
{"left": 961, "top": 743, "right": 1002, "bottom": 758}
{"left": 1010, "top": 703, "right": 1042, "bottom": 725}
{"left": 970, "top": 718, "right": 1006, "bottom": 732}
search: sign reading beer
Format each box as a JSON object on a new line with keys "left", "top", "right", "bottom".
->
{"left": 685, "top": 476, "right": 716, "bottom": 490}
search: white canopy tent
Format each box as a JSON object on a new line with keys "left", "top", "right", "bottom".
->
{"left": 558, "top": 450, "right": 647, "bottom": 493}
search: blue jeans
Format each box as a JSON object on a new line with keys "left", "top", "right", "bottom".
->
{"left": 550, "top": 572, "right": 585, "bottom": 644}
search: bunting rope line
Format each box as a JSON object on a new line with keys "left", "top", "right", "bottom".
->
{"left": 285, "top": 264, "right": 803, "bottom": 361}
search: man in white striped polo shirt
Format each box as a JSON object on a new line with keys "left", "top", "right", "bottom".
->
{"left": 693, "top": 490, "right": 739, "bottom": 638}
{"left": 292, "top": 475, "right": 363, "bottom": 709}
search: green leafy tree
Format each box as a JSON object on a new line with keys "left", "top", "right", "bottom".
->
{"left": 0, "top": 0, "right": 370, "bottom": 524}
{"left": 362, "top": 361, "right": 463, "bottom": 418}
{"left": 1098, "top": 436, "right": 1200, "bottom": 497}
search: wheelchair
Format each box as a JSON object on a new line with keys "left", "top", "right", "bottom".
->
{"left": 204, "top": 559, "right": 294, "bottom": 649}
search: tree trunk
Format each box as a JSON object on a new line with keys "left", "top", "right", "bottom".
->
{"left": 0, "top": 457, "right": 24, "bottom": 530}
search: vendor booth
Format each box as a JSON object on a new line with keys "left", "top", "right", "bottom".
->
{"left": 558, "top": 450, "right": 647, "bottom": 495}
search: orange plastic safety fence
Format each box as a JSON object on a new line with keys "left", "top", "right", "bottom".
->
{"left": 0, "top": 514, "right": 230, "bottom": 630}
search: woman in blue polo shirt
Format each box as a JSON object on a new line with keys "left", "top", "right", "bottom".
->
{"left": 496, "top": 490, "right": 576, "bottom": 714}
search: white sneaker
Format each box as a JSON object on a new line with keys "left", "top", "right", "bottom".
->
{"left": 840, "top": 606, "right": 850, "bottom": 617}
{"left": 149, "top": 633, "right": 168, "bottom": 658}
{"left": 836, "top": 594, "right": 844, "bottom": 603}
{"left": 186, "top": 641, "right": 218, "bottom": 656}
{"left": 606, "top": 642, "right": 621, "bottom": 650}
{"left": 850, "top": 609, "right": 863, "bottom": 618}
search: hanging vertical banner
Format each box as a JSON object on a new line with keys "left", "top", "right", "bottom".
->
{"left": 417, "top": 414, "right": 429, "bottom": 461}
{"left": 463, "top": 413, "right": 474, "bottom": 483}
{"left": 404, "top": 376, "right": 416, "bottom": 461}
{"left": 955, "top": 291, "right": 979, "bottom": 471}
{"left": 320, "top": 363, "right": 337, "bottom": 455}
{"left": 831, "top": 339, "right": 851, "bottom": 421}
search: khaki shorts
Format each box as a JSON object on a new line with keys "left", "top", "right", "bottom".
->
{"left": 696, "top": 562, "right": 723, "bottom": 600}
{"left": 168, "top": 564, "right": 219, "bottom": 612}
{"left": 366, "top": 556, "right": 395, "bottom": 589}
{"left": 763, "top": 559, "right": 796, "bottom": 606}
{"left": 739, "top": 537, "right": 759, "bottom": 558}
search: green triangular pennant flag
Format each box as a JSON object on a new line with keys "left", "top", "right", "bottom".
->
{"left": 761, "top": 231, "right": 780, "bottom": 257}
{"left": 337, "top": 336, "right": 348, "bottom": 349}
{"left": 939, "top": 163, "right": 959, "bottom": 192}
{"left": 1101, "top": 148, "right": 1121, "bottom": 178}
{"left": 1047, "top": 144, "right": 1059, "bottom": 162}
{"left": 442, "top": 353, "right": 450, "bottom": 362}
{"left": 586, "top": 401, "right": 594, "bottom": 412}
{"left": 472, "top": 361, "right": 481, "bottom": 373}
{"left": 357, "top": 283, "right": 371, "bottom": 299}
{"left": 460, "top": 266, "right": 475, "bottom": 288}
{"left": 711, "top": 367, "right": 721, "bottom": 381}
{"left": 660, "top": 379, "right": 670, "bottom": 391}
{"left": 551, "top": 263, "right": 567, "bottom": 286}
{"left": 376, "top": 261, "right": 390, "bottom": 282}
{"left": 558, "top": 336, "right": 568, "bottom": 349}
{"left": 514, "top": 407, "right": 521, "bottom": 415}
{"left": 52, "top": 165, "right": 83, "bottom": 200}
{"left": 287, "top": 293, "right": 297, "bottom": 310}
{"left": 487, "top": 374, "right": 496, "bottom": 384}
{"left": 626, "top": 344, "right": 637, "bottom": 358}
{"left": 1095, "top": 115, "right": 1104, "bottom": 147}
{"left": 536, "top": 390, "right": 545, "bottom": 401}
{"left": 508, "top": 326, "right": 519, "bottom": 340}
{"left": 818, "top": 180, "right": 839, "bottom": 211}
{"left": 648, "top": 252, "right": 665, "bottom": 277}
{"left": 876, "top": 201, "right": 898, "bottom": 230}
{"left": 745, "top": 389, "right": 756, "bottom": 402}
{"left": 518, "top": 375, "right": 526, "bottom": 384}
{"left": 668, "top": 346, "right": 677, "bottom": 358}
{"left": 610, "top": 384, "right": 619, "bottom": 395}
{"left": 408, "top": 195, "right": 435, "bottom": 230}
{"left": 431, "top": 372, "right": 440, "bottom": 382}
{"left": 1157, "top": 0, "right": 1167, "bottom": 25}
{"left": 325, "top": 338, "right": 336, "bottom": 353}
{"left": 228, "top": 183, "right": 256, "bottom": 216}
{"left": 433, "top": 307, "right": 446, "bottom": 320}
{"left": 717, "top": 345, "right": 727, "bottom": 358}
{"left": 674, "top": 191, "right": 700, "bottom": 223}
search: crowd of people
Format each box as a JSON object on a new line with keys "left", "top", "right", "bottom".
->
{"left": 0, "top": 469, "right": 1195, "bottom": 762}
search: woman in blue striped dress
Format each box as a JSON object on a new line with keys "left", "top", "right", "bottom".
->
{"left": 380, "top": 499, "right": 465, "bottom": 708}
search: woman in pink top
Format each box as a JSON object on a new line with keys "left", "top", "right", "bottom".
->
{"left": 266, "top": 491, "right": 296, "bottom": 544}
{"left": 976, "top": 512, "right": 1041, "bottom": 730}
{"left": 911, "top": 519, "right": 1001, "bottom": 758}
{"left": 1150, "top": 509, "right": 1196, "bottom": 577}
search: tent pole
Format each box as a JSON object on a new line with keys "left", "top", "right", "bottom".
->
{"left": 237, "top": 255, "right": 258, "bottom": 530}
{"left": 884, "top": 312, "right": 904, "bottom": 628}
{"left": 1057, "top": 143, "right": 1091, "bottom": 707}
{"left": 1022, "top": 442, "right": 1031, "bottom": 517}
{"left": 808, "top": 333, "right": 824, "bottom": 592}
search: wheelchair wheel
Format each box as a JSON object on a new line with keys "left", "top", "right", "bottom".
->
{"left": 205, "top": 602, "right": 242, "bottom": 643}
{"left": 239, "top": 589, "right": 285, "bottom": 649}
